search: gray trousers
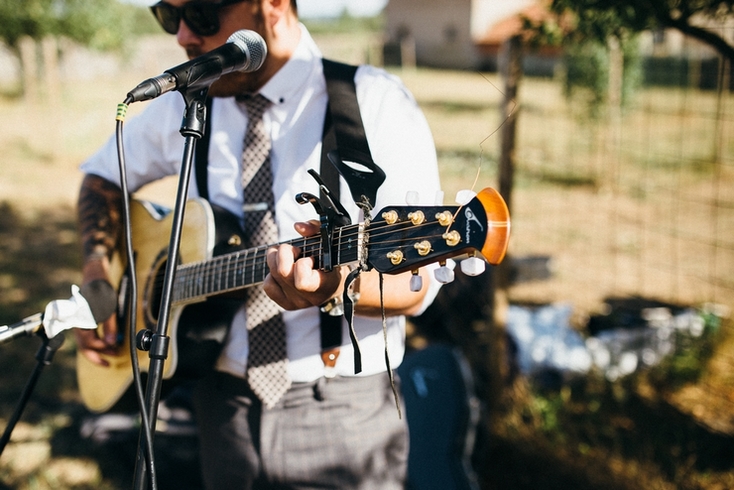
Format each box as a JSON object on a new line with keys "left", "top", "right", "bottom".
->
{"left": 192, "top": 371, "right": 408, "bottom": 490}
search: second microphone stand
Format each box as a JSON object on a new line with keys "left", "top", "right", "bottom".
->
{"left": 131, "top": 87, "right": 208, "bottom": 490}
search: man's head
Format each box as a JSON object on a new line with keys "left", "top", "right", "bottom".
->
{"left": 150, "top": 0, "right": 300, "bottom": 95}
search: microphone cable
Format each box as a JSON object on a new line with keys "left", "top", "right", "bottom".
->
{"left": 115, "top": 99, "right": 159, "bottom": 490}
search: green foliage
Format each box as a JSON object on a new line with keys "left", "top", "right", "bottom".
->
{"left": 526, "top": 0, "right": 734, "bottom": 62}
{"left": 563, "top": 41, "right": 609, "bottom": 110}
{"left": 648, "top": 311, "right": 721, "bottom": 388}
{"left": 0, "top": 0, "right": 151, "bottom": 51}
{"left": 562, "top": 36, "right": 642, "bottom": 116}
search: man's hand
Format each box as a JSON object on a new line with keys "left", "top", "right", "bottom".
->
{"left": 263, "top": 220, "right": 346, "bottom": 310}
{"left": 263, "top": 220, "right": 430, "bottom": 316}
{"left": 74, "top": 256, "right": 119, "bottom": 366}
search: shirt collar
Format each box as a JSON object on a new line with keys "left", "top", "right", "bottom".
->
{"left": 258, "top": 23, "right": 322, "bottom": 107}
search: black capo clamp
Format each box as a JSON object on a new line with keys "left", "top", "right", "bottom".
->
{"left": 296, "top": 169, "right": 351, "bottom": 272}
{"left": 296, "top": 150, "right": 386, "bottom": 272}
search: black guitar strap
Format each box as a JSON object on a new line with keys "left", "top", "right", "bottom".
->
{"left": 194, "top": 59, "right": 372, "bottom": 375}
{"left": 318, "top": 59, "right": 370, "bottom": 373}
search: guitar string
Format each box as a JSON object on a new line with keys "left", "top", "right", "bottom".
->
{"left": 155, "top": 218, "right": 464, "bottom": 300}
{"left": 156, "top": 219, "right": 461, "bottom": 301}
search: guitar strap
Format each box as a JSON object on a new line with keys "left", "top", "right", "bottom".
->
{"left": 194, "top": 59, "right": 372, "bottom": 375}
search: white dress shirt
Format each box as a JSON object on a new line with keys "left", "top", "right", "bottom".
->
{"left": 81, "top": 25, "right": 442, "bottom": 382}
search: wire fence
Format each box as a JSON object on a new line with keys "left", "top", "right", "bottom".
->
{"left": 505, "top": 48, "right": 733, "bottom": 324}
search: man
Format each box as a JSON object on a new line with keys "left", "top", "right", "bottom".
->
{"left": 75, "top": 0, "right": 442, "bottom": 488}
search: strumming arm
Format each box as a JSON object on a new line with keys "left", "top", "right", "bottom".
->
{"left": 75, "top": 174, "right": 124, "bottom": 365}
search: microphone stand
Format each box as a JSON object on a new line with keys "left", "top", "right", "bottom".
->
{"left": 0, "top": 322, "right": 65, "bottom": 455}
{"left": 132, "top": 87, "right": 208, "bottom": 490}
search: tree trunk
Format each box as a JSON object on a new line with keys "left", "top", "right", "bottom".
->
{"left": 19, "top": 36, "right": 38, "bottom": 103}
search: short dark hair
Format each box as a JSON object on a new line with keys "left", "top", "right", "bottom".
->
{"left": 291, "top": 0, "right": 297, "bottom": 15}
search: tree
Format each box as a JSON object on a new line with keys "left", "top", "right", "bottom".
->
{"left": 528, "top": 0, "right": 734, "bottom": 62}
{"left": 0, "top": 0, "right": 139, "bottom": 50}
{"left": 0, "top": 0, "right": 157, "bottom": 97}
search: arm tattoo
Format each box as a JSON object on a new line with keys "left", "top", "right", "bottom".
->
{"left": 78, "top": 174, "right": 124, "bottom": 260}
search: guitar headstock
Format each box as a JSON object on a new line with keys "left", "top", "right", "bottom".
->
{"left": 367, "top": 188, "right": 510, "bottom": 278}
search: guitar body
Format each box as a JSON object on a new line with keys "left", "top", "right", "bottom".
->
{"left": 77, "top": 198, "right": 246, "bottom": 413}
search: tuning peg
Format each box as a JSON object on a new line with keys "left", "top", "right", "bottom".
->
{"left": 410, "top": 270, "right": 422, "bottom": 292}
{"left": 434, "top": 190, "right": 445, "bottom": 205}
{"left": 460, "top": 256, "right": 486, "bottom": 276}
{"left": 455, "top": 189, "right": 477, "bottom": 205}
{"left": 405, "top": 191, "right": 419, "bottom": 205}
{"left": 434, "top": 261, "right": 455, "bottom": 284}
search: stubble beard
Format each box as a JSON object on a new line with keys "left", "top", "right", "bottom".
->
{"left": 192, "top": 9, "right": 268, "bottom": 98}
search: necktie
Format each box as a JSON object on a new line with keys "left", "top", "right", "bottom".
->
{"left": 240, "top": 93, "right": 291, "bottom": 408}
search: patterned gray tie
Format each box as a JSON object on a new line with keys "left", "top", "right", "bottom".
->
{"left": 240, "top": 93, "right": 291, "bottom": 408}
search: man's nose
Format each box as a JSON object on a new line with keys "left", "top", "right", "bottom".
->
{"left": 176, "top": 18, "right": 202, "bottom": 51}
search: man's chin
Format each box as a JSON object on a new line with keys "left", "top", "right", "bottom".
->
{"left": 208, "top": 72, "right": 259, "bottom": 98}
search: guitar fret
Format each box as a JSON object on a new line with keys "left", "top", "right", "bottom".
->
{"left": 240, "top": 250, "right": 250, "bottom": 287}
{"left": 213, "top": 255, "right": 221, "bottom": 294}
{"left": 206, "top": 257, "right": 213, "bottom": 295}
{"left": 196, "top": 262, "right": 203, "bottom": 297}
{"left": 225, "top": 254, "right": 231, "bottom": 290}
{"left": 336, "top": 226, "right": 343, "bottom": 267}
{"left": 241, "top": 249, "right": 248, "bottom": 288}
{"left": 201, "top": 260, "right": 208, "bottom": 297}
{"left": 186, "top": 264, "right": 193, "bottom": 299}
{"left": 174, "top": 270, "right": 184, "bottom": 303}
{"left": 252, "top": 248, "right": 263, "bottom": 284}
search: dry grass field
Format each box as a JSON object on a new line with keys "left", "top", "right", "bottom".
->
{"left": 0, "top": 31, "right": 733, "bottom": 489}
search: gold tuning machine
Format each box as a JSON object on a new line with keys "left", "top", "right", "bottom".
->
{"left": 408, "top": 210, "right": 425, "bottom": 225}
{"left": 435, "top": 211, "right": 453, "bottom": 227}
{"left": 381, "top": 210, "right": 399, "bottom": 225}
{"left": 413, "top": 240, "right": 432, "bottom": 256}
{"left": 386, "top": 250, "right": 404, "bottom": 265}
{"left": 442, "top": 230, "right": 461, "bottom": 247}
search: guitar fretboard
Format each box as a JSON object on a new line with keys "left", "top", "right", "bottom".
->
{"left": 171, "top": 224, "right": 363, "bottom": 304}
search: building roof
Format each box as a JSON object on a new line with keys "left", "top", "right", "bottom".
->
{"left": 476, "top": 1, "right": 554, "bottom": 47}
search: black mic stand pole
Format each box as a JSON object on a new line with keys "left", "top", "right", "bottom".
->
{"left": 0, "top": 322, "right": 65, "bottom": 455}
{"left": 132, "top": 87, "right": 208, "bottom": 490}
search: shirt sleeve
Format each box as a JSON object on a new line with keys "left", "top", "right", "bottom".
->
{"left": 355, "top": 65, "right": 444, "bottom": 314}
{"left": 80, "top": 94, "right": 189, "bottom": 193}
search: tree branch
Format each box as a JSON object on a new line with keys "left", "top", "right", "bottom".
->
{"left": 646, "top": 0, "right": 734, "bottom": 63}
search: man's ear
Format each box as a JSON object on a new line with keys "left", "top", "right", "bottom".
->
{"left": 262, "top": 0, "right": 292, "bottom": 27}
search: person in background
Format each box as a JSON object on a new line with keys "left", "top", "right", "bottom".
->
{"left": 75, "top": 0, "right": 442, "bottom": 488}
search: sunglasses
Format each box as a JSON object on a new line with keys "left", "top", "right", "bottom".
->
{"left": 150, "top": 0, "right": 248, "bottom": 37}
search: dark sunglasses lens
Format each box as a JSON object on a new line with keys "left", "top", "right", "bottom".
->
{"left": 150, "top": 2, "right": 221, "bottom": 36}
{"left": 150, "top": 4, "right": 180, "bottom": 35}
{"left": 182, "top": 4, "right": 220, "bottom": 37}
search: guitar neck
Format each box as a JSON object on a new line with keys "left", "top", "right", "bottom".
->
{"left": 171, "top": 223, "right": 362, "bottom": 304}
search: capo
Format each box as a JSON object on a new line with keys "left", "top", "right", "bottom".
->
{"left": 296, "top": 169, "right": 351, "bottom": 272}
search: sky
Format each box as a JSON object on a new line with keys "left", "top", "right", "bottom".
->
{"left": 122, "top": 0, "right": 388, "bottom": 18}
{"left": 298, "top": 0, "right": 387, "bottom": 18}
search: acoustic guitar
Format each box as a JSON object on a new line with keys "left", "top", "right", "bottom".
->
{"left": 76, "top": 188, "right": 510, "bottom": 413}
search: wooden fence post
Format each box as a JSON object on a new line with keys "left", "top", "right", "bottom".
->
{"left": 489, "top": 34, "right": 523, "bottom": 409}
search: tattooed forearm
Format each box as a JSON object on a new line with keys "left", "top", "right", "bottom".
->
{"left": 78, "top": 174, "right": 124, "bottom": 260}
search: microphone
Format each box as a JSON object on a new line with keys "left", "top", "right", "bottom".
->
{"left": 126, "top": 29, "right": 267, "bottom": 103}
{"left": 0, "top": 281, "right": 117, "bottom": 344}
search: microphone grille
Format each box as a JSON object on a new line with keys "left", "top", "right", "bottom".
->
{"left": 228, "top": 30, "right": 267, "bottom": 72}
